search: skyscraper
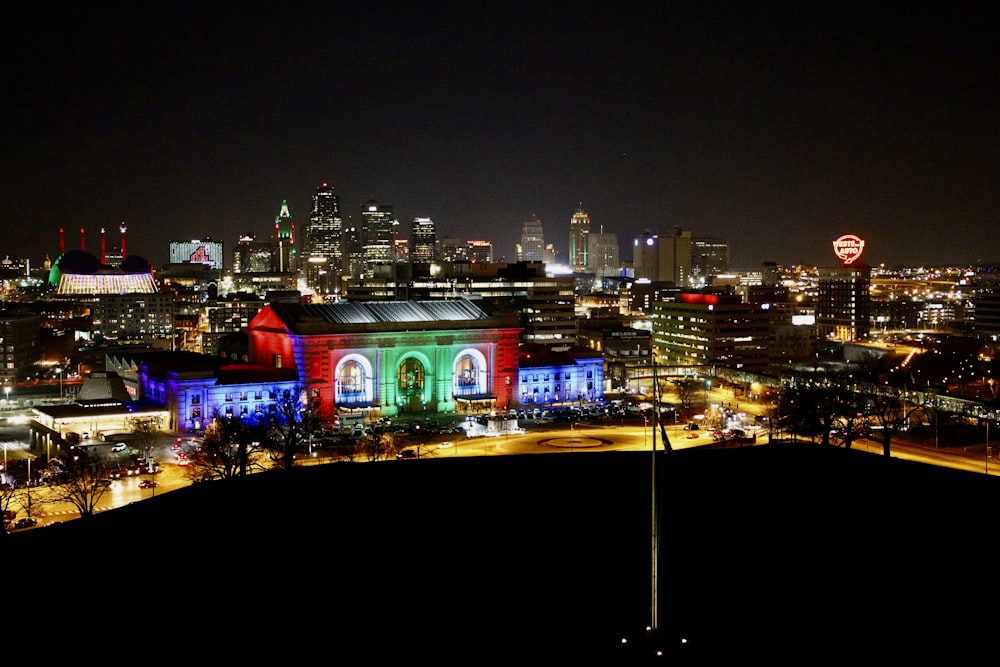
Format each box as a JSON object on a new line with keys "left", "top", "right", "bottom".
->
{"left": 360, "top": 198, "right": 396, "bottom": 278}
{"left": 816, "top": 264, "right": 871, "bottom": 341}
{"left": 306, "top": 183, "right": 343, "bottom": 294}
{"left": 586, "top": 229, "right": 619, "bottom": 278}
{"left": 632, "top": 228, "right": 692, "bottom": 286}
{"left": 568, "top": 207, "right": 590, "bottom": 271}
{"left": 411, "top": 217, "right": 437, "bottom": 262}
{"left": 690, "top": 237, "right": 730, "bottom": 286}
{"left": 271, "top": 200, "right": 297, "bottom": 273}
{"left": 233, "top": 234, "right": 273, "bottom": 274}
{"left": 518, "top": 215, "right": 545, "bottom": 263}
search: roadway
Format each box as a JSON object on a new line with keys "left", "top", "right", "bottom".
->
{"left": 9, "top": 412, "right": 997, "bottom": 527}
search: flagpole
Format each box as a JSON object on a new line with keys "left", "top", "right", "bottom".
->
{"left": 650, "top": 349, "right": 658, "bottom": 635}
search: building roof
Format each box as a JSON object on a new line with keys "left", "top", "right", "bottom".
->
{"left": 518, "top": 343, "right": 604, "bottom": 368}
{"left": 258, "top": 297, "right": 516, "bottom": 335}
{"left": 77, "top": 372, "right": 132, "bottom": 402}
{"left": 108, "top": 350, "right": 298, "bottom": 385}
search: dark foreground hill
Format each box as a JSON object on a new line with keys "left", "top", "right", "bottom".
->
{"left": 7, "top": 443, "right": 998, "bottom": 664}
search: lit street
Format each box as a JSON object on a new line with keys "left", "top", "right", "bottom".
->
{"left": 6, "top": 410, "right": 998, "bottom": 528}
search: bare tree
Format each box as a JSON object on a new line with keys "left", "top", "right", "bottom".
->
{"left": 672, "top": 379, "right": 699, "bottom": 412}
{"left": 47, "top": 448, "right": 112, "bottom": 518}
{"left": 864, "top": 386, "right": 929, "bottom": 458}
{"left": 830, "top": 391, "right": 870, "bottom": 450}
{"left": 186, "top": 411, "right": 273, "bottom": 482}
{"left": 265, "top": 384, "right": 322, "bottom": 469}
{"left": 361, "top": 429, "right": 394, "bottom": 461}
{"left": 1, "top": 480, "right": 18, "bottom": 535}
{"left": 131, "top": 421, "right": 159, "bottom": 473}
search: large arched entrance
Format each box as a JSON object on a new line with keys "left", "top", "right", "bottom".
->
{"left": 397, "top": 357, "right": 426, "bottom": 415}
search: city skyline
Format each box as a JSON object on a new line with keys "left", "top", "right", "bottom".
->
{"left": 3, "top": 3, "right": 997, "bottom": 270}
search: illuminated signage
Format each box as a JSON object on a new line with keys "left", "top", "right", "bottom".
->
{"left": 832, "top": 234, "right": 865, "bottom": 265}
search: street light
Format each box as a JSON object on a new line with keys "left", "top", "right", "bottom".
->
{"left": 3, "top": 385, "right": 9, "bottom": 411}
{"left": 56, "top": 367, "right": 62, "bottom": 399}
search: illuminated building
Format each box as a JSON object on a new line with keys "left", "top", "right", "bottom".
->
{"left": 586, "top": 229, "right": 620, "bottom": 278}
{"left": 0, "top": 308, "right": 42, "bottom": 383}
{"left": 246, "top": 298, "right": 522, "bottom": 418}
{"left": 516, "top": 343, "right": 605, "bottom": 405}
{"left": 652, "top": 293, "right": 771, "bottom": 372}
{"left": 436, "top": 235, "right": 468, "bottom": 262}
{"left": 90, "top": 292, "right": 175, "bottom": 342}
{"left": 169, "top": 239, "right": 225, "bottom": 270}
{"left": 233, "top": 234, "right": 273, "bottom": 274}
{"left": 517, "top": 215, "right": 545, "bottom": 263}
{"left": 360, "top": 198, "right": 397, "bottom": 278}
{"left": 53, "top": 272, "right": 157, "bottom": 295}
{"left": 410, "top": 217, "right": 436, "bottom": 263}
{"left": 272, "top": 200, "right": 297, "bottom": 273}
{"left": 816, "top": 264, "right": 871, "bottom": 341}
{"left": 568, "top": 207, "right": 590, "bottom": 271}
{"left": 690, "top": 237, "right": 730, "bottom": 286}
{"left": 816, "top": 235, "right": 872, "bottom": 342}
{"left": 466, "top": 240, "right": 493, "bottom": 263}
{"left": 632, "top": 228, "right": 692, "bottom": 286}
{"left": 202, "top": 294, "right": 266, "bottom": 356}
{"left": 344, "top": 261, "right": 578, "bottom": 348}
{"left": 104, "top": 350, "right": 299, "bottom": 433}
{"left": 305, "top": 183, "right": 343, "bottom": 293}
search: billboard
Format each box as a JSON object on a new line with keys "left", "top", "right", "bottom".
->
{"left": 169, "top": 240, "right": 224, "bottom": 269}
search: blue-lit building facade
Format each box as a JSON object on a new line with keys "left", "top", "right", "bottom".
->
{"left": 516, "top": 343, "right": 605, "bottom": 406}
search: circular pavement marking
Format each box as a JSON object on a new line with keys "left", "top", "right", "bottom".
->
{"left": 537, "top": 436, "right": 612, "bottom": 449}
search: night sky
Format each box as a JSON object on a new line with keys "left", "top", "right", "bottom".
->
{"left": 3, "top": 2, "right": 997, "bottom": 271}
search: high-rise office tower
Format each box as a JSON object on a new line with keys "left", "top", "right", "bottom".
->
{"left": 271, "top": 199, "right": 297, "bottom": 273}
{"left": 466, "top": 240, "right": 493, "bottom": 263}
{"left": 568, "top": 207, "right": 590, "bottom": 271}
{"left": 816, "top": 264, "right": 871, "bottom": 342}
{"left": 437, "top": 235, "right": 468, "bottom": 262}
{"left": 586, "top": 228, "right": 619, "bottom": 277}
{"left": 632, "top": 227, "right": 692, "bottom": 286}
{"left": 518, "top": 215, "right": 545, "bottom": 263}
{"left": 690, "top": 237, "right": 730, "bottom": 286}
{"left": 342, "top": 220, "right": 364, "bottom": 279}
{"left": 234, "top": 234, "right": 273, "bottom": 273}
{"left": 361, "top": 198, "right": 396, "bottom": 278}
{"left": 306, "top": 183, "right": 344, "bottom": 293}
{"left": 411, "top": 217, "right": 436, "bottom": 262}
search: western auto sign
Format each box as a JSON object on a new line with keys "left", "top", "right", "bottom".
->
{"left": 832, "top": 235, "right": 865, "bottom": 265}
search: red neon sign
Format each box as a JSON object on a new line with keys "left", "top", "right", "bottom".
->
{"left": 832, "top": 234, "right": 865, "bottom": 265}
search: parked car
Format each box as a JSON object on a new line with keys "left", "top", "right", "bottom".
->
{"left": 13, "top": 517, "right": 38, "bottom": 530}
{"left": 111, "top": 442, "right": 127, "bottom": 452}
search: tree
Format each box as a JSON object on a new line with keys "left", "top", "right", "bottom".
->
{"left": 186, "top": 411, "right": 272, "bottom": 481}
{"left": 120, "top": 255, "right": 151, "bottom": 273}
{"left": 265, "top": 385, "right": 321, "bottom": 469}
{"left": 131, "top": 421, "right": 159, "bottom": 473}
{"left": 830, "top": 391, "right": 870, "bottom": 450}
{"left": 864, "top": 386, "right": 929, "bottom": 458}
{"left": 361, "top": 429, "right": 394, "bottom": 462}
{"left": 47, "top": 448, "right": 112, "bottom": 518}
{"left": 672, "top": 379, "right": 699, "bottom": 412}
{"left": 1, "top": 479, "right": 17, "bottom": 536}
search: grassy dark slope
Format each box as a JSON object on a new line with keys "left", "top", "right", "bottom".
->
{"left": 8, "top": 444, "right": 997, "bottom": 663}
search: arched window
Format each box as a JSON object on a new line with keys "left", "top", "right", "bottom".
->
{"left": 337, "top": 360, "right": 366, "bottom": 401}
{"left": 454, "top": 353, "right": 479, "bottom": 397}
{"left": 398, "top": 358, "right": 424, "bottom": 392}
